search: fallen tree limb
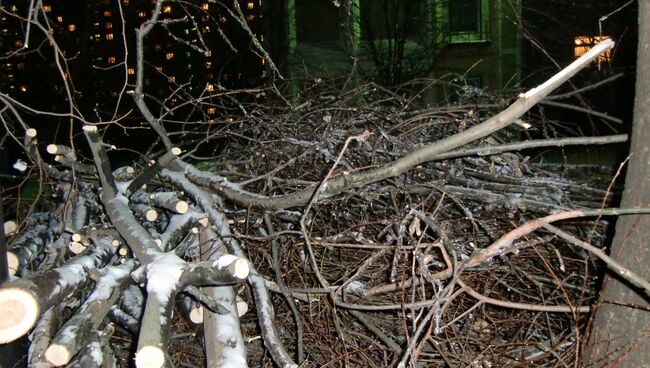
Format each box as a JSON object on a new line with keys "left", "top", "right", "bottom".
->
{"left": 183, "top": 39, "right": 615, "bottom": 210}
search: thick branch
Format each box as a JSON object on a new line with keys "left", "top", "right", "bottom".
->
{"left": 0, "top": 234, "right": 116, "bottom": 344}
{"left": 44, "top": 260, "right": 136, "bottom": 366}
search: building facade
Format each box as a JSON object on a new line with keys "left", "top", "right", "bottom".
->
{"left": 279, "top": 0, "right": 521, "bottom": 101}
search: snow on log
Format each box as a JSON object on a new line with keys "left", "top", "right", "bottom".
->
{"left": 159, "top": 211, "right": 202, "bottom": 251}
{"left": 149, "top": 191, "right": 189, "bottom": 214}
{"left": 0, "top": 234, "right": 116, "bottom": 343}
{"left": 181, "top": 255, "right": 250, "bottom": 285}
{"left": 6, "top": 213, "right": 60, "bottom": 276}
{"left": 135, "top": 252, "right": 186, "bottom": 368}
{"left": 66, "top": 325, "right": 115, "bottom": 368}
{"left": 44, "top": 260, "right": 136, "bottom": 366}
{"left": 159, "top": 167, "right": 298, "bottom": 368}
{"left": 200, "top": 226, "right": 248, "bottom": 368}
{"left": 28, "top": 306, "right": 62, "bottom": 368}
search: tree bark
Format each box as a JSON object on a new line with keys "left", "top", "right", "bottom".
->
{"left": 586, "top": 2, "right": 650, "bottom": 366}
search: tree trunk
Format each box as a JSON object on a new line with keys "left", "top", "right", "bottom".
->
{"left": 586, "top": 2, "right": 650, "bottom": 367}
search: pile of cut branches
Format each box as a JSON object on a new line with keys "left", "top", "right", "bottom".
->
{"left": 4, "top": 38, "right": 648, "bottom": 368}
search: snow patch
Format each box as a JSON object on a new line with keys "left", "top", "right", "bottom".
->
{"left": 213, "top": 254, "right": 239, "bottom": 270}
{"left": 146, "top": 253, "right": 186, "bottom": 307}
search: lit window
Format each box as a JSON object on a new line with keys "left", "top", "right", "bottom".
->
{"left": 201, "top": 3, "right": 209, "bottom": 10}
{"left": 170, "top": 98, "right": 177, "bottom": 105}
{"left": 155, "top": 66, "right": 163, "bottom": 73}
{"left": 203, "top": 26, "right": 210, "bottom": 33}
{"left": 575, "top": 36, "right": 611, "bottom": 64}
{"left": 138, "top": 11, "right": 146, "bottom": 18}
{"left": 105, "top": 33, "right": 113, "bottom": 40}
{"left": 17, "top": 62, "right": 25, "bottom": 70}
{"left": 247, "top": 2, "right": 254, "bottom": 9}
{"left": 219, "top": 16, "right": 227, "bottom": 23}
{"left": 43, "top": 5, "right": 52, "bottom": 12}
{"left": 246, "top": 14, "right": 254, "bottom": 21}
{"left": 205, "top": 50, "right": 212, "bottom": 57}
{"left": 20, "top": 85, "right": 27, "bottom": 92}
{"left": 205, "top": 61, "right": 212, "bottom": 69}
{"left": 154, "top": 43, "right": 161, "bottom": 51}
{"left": 14, "top": 39, "right": 23, "bottom": 47}
{"left": 104, "top": 10, "right": 112, "bottom": 17}
{"left": 105, "top": 22, "right": 113, "bottom": 29}
{"left": 223, "top": 73, "right": 229, "bottom": 81}
{"left": 163, "top": 5, "right": 172, "bottom": 13}
{"left": 166, "top": 52, "right": 174, "bottom": 60}
{"left": 67, "top": 24, "right": 76, "bottom": 32}
{"left": 127, "top": 68, "right": 135, "bottom": 75}
{"left": 206, "top": 83, "right": 214, "bottom": 92}
{"left": 168, "top": 76, "right": 175, "bottom": 83}
{"left": 207, "top": 107, "right": 216, "bottom": 115}
{"left": 57, "top": 16, "right": 63, "bottom": 22}
{"left": 122, "top": 0, "right": 129, "bottom": 5}
{"left": 107, "top": 56, "right": 116, "bottom": 64}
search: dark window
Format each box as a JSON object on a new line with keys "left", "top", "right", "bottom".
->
{"left": 360, "top": 0, "right": 426, "bottom": 40}
{"left": 449, "top": 0, "right": 480, "bottom": 34}
{"left": 296, "top": 0, "right": 339, "bottom": 44}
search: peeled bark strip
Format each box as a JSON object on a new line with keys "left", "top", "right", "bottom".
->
{"left": 0, "top": 235, "right": 116, "bottom": 344}
{"left": 200, "top": 226, "right": 248, "bottom": 368}
{"left": 44, "top": 260, "right": 136, "bottom": 366}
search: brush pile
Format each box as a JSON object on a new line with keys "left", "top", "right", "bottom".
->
{"left": 1, "top": 78, "right": 625, "bottom": 368}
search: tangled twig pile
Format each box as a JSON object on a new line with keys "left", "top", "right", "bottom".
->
{"left": 3, "top": 38, "right": 649, "bottom": 368}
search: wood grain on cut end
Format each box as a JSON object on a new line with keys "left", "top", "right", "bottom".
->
{"left": 232, "top": 259, "right": 250, "bottom": 279}
{"left": 145, "top": 209, "right": 158, "bottom": 222}
{"left": 68, "top": 241, "right": 87, "bottom": 254}
{"left": 4, "top": 220, "right": 17, "bottom": 236}
{"left": 236, "top": 301, "right": 248, "bottom": 317}
{"left": 135, "top": 346, "right": 165, "bottom": 368}
{"left": 46, "top": 144, "right": 58, "bottom": 155}
{"left": 190, "top": 306, "right": 203, "bottom": 324}
{"left": 0, "top": 288, "right": 40, "bottom": 344}
{"left": 174, "top": 201, "right": 189, "bottom": 214}
{"left": 44, "top": 343, "right": 73, "bottom": 366}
